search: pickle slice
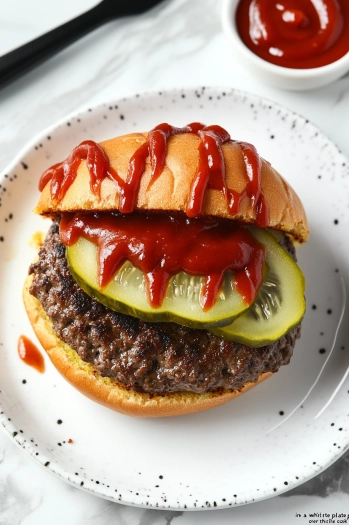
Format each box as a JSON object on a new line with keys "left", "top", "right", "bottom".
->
{"left": 210, "top": 228, "right": 306, "bottom": 347}
{"left": 66, "top": 237, "right": 253, "bottom": 329}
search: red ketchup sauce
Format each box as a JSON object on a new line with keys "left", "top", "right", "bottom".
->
{"left": 60, "top": 213, "right": 265, "bottom": 310}
{"left": 236, "top": 0, "right": 349, "bottom": 69}
{"left": 18, "top": 335, "right": 45, "bottom": 373}
{"left": 40, "top": 122, "right": 268, "bottom": 311}
{"left": 39, "top": 140, "right": 112, "bottom": 204}
{"left": 39, "top": 122, "right": 268, "bottom": 226}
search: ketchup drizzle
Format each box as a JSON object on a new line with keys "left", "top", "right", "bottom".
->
{"left": 39, "top": 140, "right": 113, "bottom": 204}
{"left": 39, "top": 122, "right": 267, "bottom": 224}
{"left": 60, "top": 213, "right": 266, "bottom": 310}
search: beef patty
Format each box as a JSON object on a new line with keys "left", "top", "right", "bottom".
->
{"left": 29, "top": 219, "right": 301, "bottom": 395}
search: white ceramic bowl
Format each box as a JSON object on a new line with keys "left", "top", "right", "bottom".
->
{"left": 222, "top": 0, "right": 349, "bottom": 91}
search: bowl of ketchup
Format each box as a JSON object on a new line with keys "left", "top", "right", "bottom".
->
{"left": 222, "top": 0, "right": 349, "bottom": 90}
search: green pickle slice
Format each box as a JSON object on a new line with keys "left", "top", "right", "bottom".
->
{"left": 210, "top": 228, "right": 306, "bottom": 347}
{"left": 66, "top": 238, "right": 252, "bottom": 329}
{"left": 66, "top": 227, "right": 305, "bottom": 343}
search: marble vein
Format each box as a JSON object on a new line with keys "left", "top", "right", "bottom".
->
{"left": 0, "top": 447, "right": 42, "bottom": 525}
{"left": 282, "top": 450, "right": 349, "bottom": 498}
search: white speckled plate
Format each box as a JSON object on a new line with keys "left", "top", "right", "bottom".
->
{"left": 1, "top": 87, "right": 349, "bottom": 510}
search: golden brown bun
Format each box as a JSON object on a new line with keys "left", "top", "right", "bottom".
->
{"left": 23, "top": 274, "right": 272, "bottom": 418}
{"left": 35, "top": 132, "right": 309, "bottom": 243}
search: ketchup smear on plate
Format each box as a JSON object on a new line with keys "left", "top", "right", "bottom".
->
{"left": 18, "top": 335, "right": 45, "bottom": 373}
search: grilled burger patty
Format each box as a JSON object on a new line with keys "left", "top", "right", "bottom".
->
{"left": 29, "top": 220, "right": 301, "bottom": 395}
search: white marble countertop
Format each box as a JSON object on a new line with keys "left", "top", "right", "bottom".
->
{"left": 1, "top": 0, "right": 349, "bottom": 523}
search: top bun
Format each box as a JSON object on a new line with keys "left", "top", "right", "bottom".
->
{"left": 35, "top": 130, "right": 309, "bottom": 243}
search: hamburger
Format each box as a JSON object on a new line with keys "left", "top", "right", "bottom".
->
{"left": 23, "top": 122, "right": 309, "bottom": 417}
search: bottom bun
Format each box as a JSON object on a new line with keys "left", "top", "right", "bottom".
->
{"left": 23, "top": 275, "right": 273, "bottom": 417}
